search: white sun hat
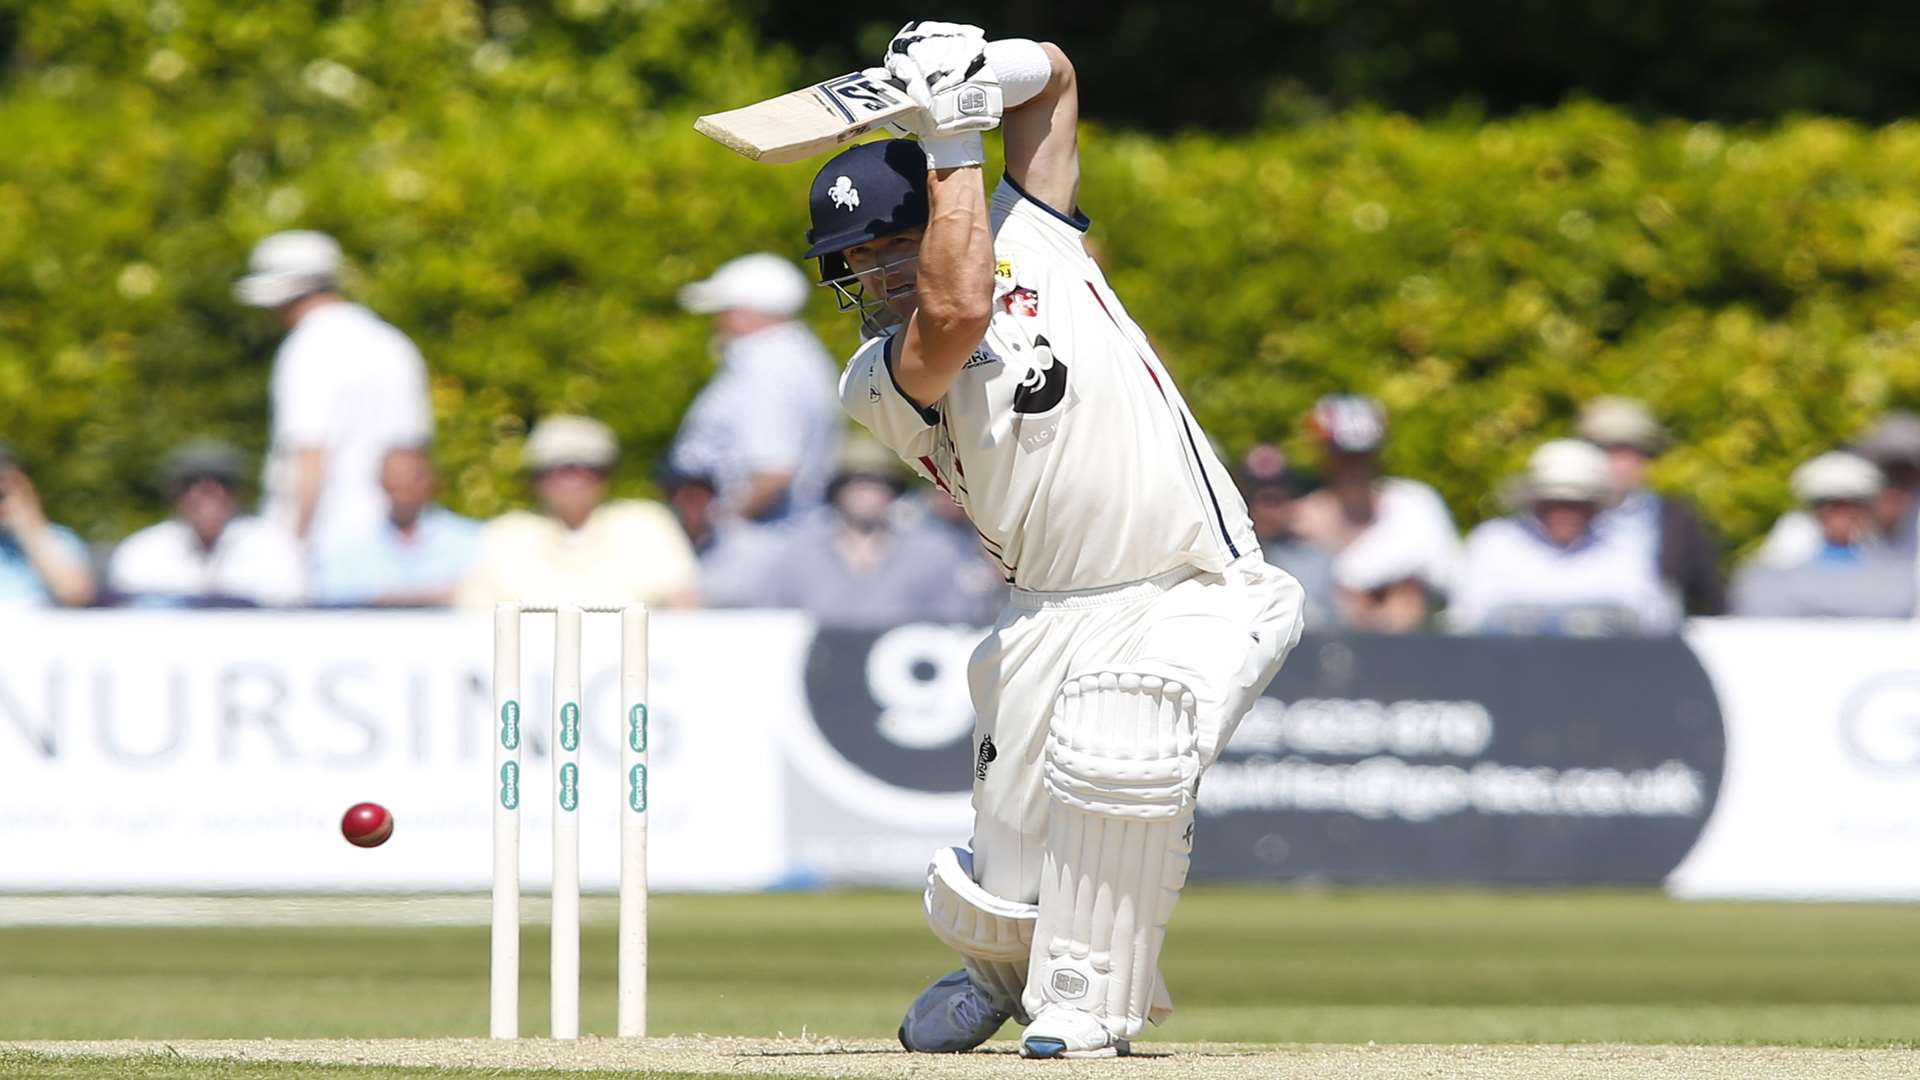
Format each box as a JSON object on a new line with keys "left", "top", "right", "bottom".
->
{"left": 1791, "top": 451, "right": 1882, "bottom": 504}
{"left": 233, "top": 230, "right": 344, "bottom": 308}
{"left": 677, "top": 253, "right": 809, "bottom": 317}
{"left": 524, "top": 415, "right": 619, "bottom": 472}
{"left": 1525, "top": 439, "right": 1612, "bottom": 503}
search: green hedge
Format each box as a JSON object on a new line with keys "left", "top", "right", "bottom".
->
{"left": 5, "top": 3, "right": 1920, "bottom": 559}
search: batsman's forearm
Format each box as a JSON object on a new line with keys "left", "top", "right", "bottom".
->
{"left": 993, "top": 40, "right": 1068, "bottom": 112}
{"left": 915, "top": 165, "right": 994, "bottom": 338}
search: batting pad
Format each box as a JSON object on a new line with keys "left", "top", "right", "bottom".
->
{"left": 924, "top": 845, "right": 1038, "bottom": 1015}
{"left": 1025, "top": 671, "right": 1197, "bottom": 1037}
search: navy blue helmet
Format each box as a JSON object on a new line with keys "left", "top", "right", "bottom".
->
{"left": 803, "top": 139, "right": 929, "bottom": 279}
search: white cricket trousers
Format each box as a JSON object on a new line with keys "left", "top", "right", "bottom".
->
{"left": 965, "top": 552, "right": 1305, "bottom": 902}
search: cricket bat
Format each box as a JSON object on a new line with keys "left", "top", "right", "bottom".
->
{"left": 695, "top": 71, "right": 916, "bottom": 164}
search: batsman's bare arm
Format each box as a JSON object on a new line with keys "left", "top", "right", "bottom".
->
{"left": 890, "top": 163, "right": 995, "bottom": 407}
{"left": 1003, "top": 43, "right": 1079, "bottom": 217}
{"left": 891, "top": 43, "right": 1076, "bottom": 407}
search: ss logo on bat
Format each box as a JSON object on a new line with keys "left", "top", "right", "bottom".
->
{"left": 832, "top": 77, "right": 896, "bottom": 113}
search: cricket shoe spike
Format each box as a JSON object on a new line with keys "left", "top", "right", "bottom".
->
{"left": 1019, "top": 1006, "right": 1129, "bottom": 1059}
{"left": 898, "top": 969, "right": 1011, "bottom": 1053}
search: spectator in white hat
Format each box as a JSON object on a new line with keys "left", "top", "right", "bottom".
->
{"left": 456, "top": 415, "right": 699, "bottom": 610}
{"left": 668, "top": 253, "right": 843, "bottom": 530}
{"left": 1291, "top": 394, "right": 1461, "bottom": 632}
{"left": 1450, "top": 439, "right": 1681, "bottom": 636}
{"left": 1752, "top": 411, "right": 1920, "bottom": 568}
{"left": 1731, "top": 451, "right": 1917, "bottom": 617}
{"left": 235, "top": 230, "right": 432, "bottom": 558}
{"left": 1577, "top": 397, "right": 1725, "bottom": 615}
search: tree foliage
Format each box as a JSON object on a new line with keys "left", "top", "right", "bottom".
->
{"left": 751, "top": 0, "right": 1920, "bottom": 132}
{"left": 4, "top": 3, "right": 1919, "bottom": 561}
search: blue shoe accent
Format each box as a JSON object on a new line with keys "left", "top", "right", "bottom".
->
{"left": 1021, "top": 1036, "right": 1068, "bottom": 1059}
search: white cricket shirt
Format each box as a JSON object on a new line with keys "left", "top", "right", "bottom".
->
{"left": 263, "top": 302, "right": 433, "bottom": 552}
{"left": 841, "top": 176, "right": 1257, "bottom": 593}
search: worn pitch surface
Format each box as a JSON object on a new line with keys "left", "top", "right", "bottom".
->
{"left": 10, "top": 1037, "right": 1920, "bottom": 1080}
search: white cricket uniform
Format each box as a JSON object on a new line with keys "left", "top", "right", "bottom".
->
{"left": 841, "top": 176, "right": 1306, "bottom": 902}
{"left": 263, "top": 302, "right": 433, "bottom": 556}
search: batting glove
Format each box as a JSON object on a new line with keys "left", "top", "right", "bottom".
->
{"left": 882, "top": 21, "right": 1003, "bottom": 170}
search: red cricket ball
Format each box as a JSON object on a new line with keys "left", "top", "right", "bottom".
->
{"left": 341, "top": 802, "right": 394, "bottom": 848}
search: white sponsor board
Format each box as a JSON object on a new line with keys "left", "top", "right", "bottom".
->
{"left": 1673, "top": 619, "right": 1920, "bottom": 900}
{"left": 7, "top": 611, "right": 1920, "bottom": 898}
{"left": 0, "top": 611, "right": 810, "bottom": 891}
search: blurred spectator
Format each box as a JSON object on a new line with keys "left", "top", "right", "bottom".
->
{"left": 1451, "top": 440, "right": 1681, "bottom": 636}
{"left": 1577, "top": 397, "right": 1725, "bottom": 615}
{"left": 107, "top": 440, "right": 303, "bottom": 607}
{"left": 1237, "top": 444, "right": 1338, "bottom": 632}
{"left": 669, "top": 254, "right": 843, "bottom": 529}
{"left": 311, "top": 446, "right": 480, "bottom": 607}
{"left": 1754, "top": 411, "right": 1920, "bottom": 567}
{"left": 1292, "top": 395, "right": 1461, "bottom": 632}
{"left": 764, "top": 438, "right": 988, "bottom": 628}
{"left": 235, "top": 230, "right": 433, "bottom": 554}
{"left": 662, "top": 468, "right": 781, "bottom": 609}
{"left": 1731, "top": 452, "right": 1917, "bottom": 618}
{"left": 1854, "top": 411, "right": 1920, "bottom": 549}
{"left": 0, "top": 443, "right": 96, "bottom": 607}
{"left": 905, "top": 486, "right": 1009, "bottom": 627}
{"left": 456, "top": 416, "right": 699, "bottom": 610}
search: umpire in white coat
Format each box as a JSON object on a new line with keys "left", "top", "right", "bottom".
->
{"left": 670, "top": 254, "right": 843, "bottom": 528}
{"left": 235, "top": 230, "right": 433, "bottom": 558}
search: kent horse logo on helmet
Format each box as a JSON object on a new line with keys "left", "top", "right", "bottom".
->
{"left": 803, "top": 140, "right": 933, "bottom": 336}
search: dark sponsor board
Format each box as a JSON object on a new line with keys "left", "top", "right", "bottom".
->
{"left": 802, "top": 627, "right": 1726, "bottom": 885}
{"left": 1195, "top": 634, "right": 1725, "bottom": 884}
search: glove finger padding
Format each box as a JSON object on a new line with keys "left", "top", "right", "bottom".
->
{"left": 885, "top": 29, "right": 1002, "bottom": 137}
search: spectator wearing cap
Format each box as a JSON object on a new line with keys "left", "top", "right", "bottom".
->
{"left": 764, "top": 437, "right": 988, "bottom": 628}
{"left": 1237, "top": 445, "right": 1338, "bottom": 632}
{"left": 0, "top": 443, "right": 96, "bottom": 607}
{"left": 310, "top": 446, "right": 481, "bottom": 607}
{"left": 1731, "top": 452, "right": 1917, "bottom": 618}
{"left": 1577, "top": 397, "right": 1725, "bottom": 616}
{"left": 668, "top": 253, "right": 843, "bottom": 530}
{"left": 235, "top": 230, "right": 432, "bottom": 556}
{"left": 905, "top": 485, "right": 1010, "bottom": 627}
{"left": 1292, "top": 395, "right": 1462, "bottom": 632}
{"left": 661, "top": 468, "right": 784, "bottom": 609}
{"left": 1450, "top": 440, "right": 1681, "bottom": 636}
{"left": 107, "top": 440, "right": 303, "bottom": 607}
{"left": 1755, "top": 411, "right": 1920, "bottom": 568}
{"left": 456, "top": 416, "right": 699, "bottom": 610}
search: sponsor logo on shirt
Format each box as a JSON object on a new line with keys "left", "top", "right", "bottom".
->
{"left": 963, "top": 343, "right": 1002, "bottom": 370}
{"left": 1002, "top": 286, "right": 1040, "bottom": 318}
{"left": 1011, "top": 335, "right": 1069, "bottom": 416}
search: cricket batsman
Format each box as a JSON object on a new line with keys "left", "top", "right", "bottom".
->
{"left": 801, "top": 23, "right": 1306, "bottom": 1058}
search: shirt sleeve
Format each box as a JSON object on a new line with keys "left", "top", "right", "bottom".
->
{"left": 838, "top": 331, "right": 940, "bottom": 460}
{"left": 990, "top": 174, "right": 1092, "bottom": 254}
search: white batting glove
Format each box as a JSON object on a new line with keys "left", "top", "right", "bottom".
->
{"left": 881, "top": 21, "right": 1003, "bottom": 170}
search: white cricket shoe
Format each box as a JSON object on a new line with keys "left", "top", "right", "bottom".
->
{"left": 897, "top": 969, "right": 1012, "bottom": 1053}
{"left": 1019, "top": 1006, "right": 1129, "bottom": 1059}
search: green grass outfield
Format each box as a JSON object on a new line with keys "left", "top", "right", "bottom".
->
{"left": 2, "top": 887, "right": 1917, "bottom": 1078}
